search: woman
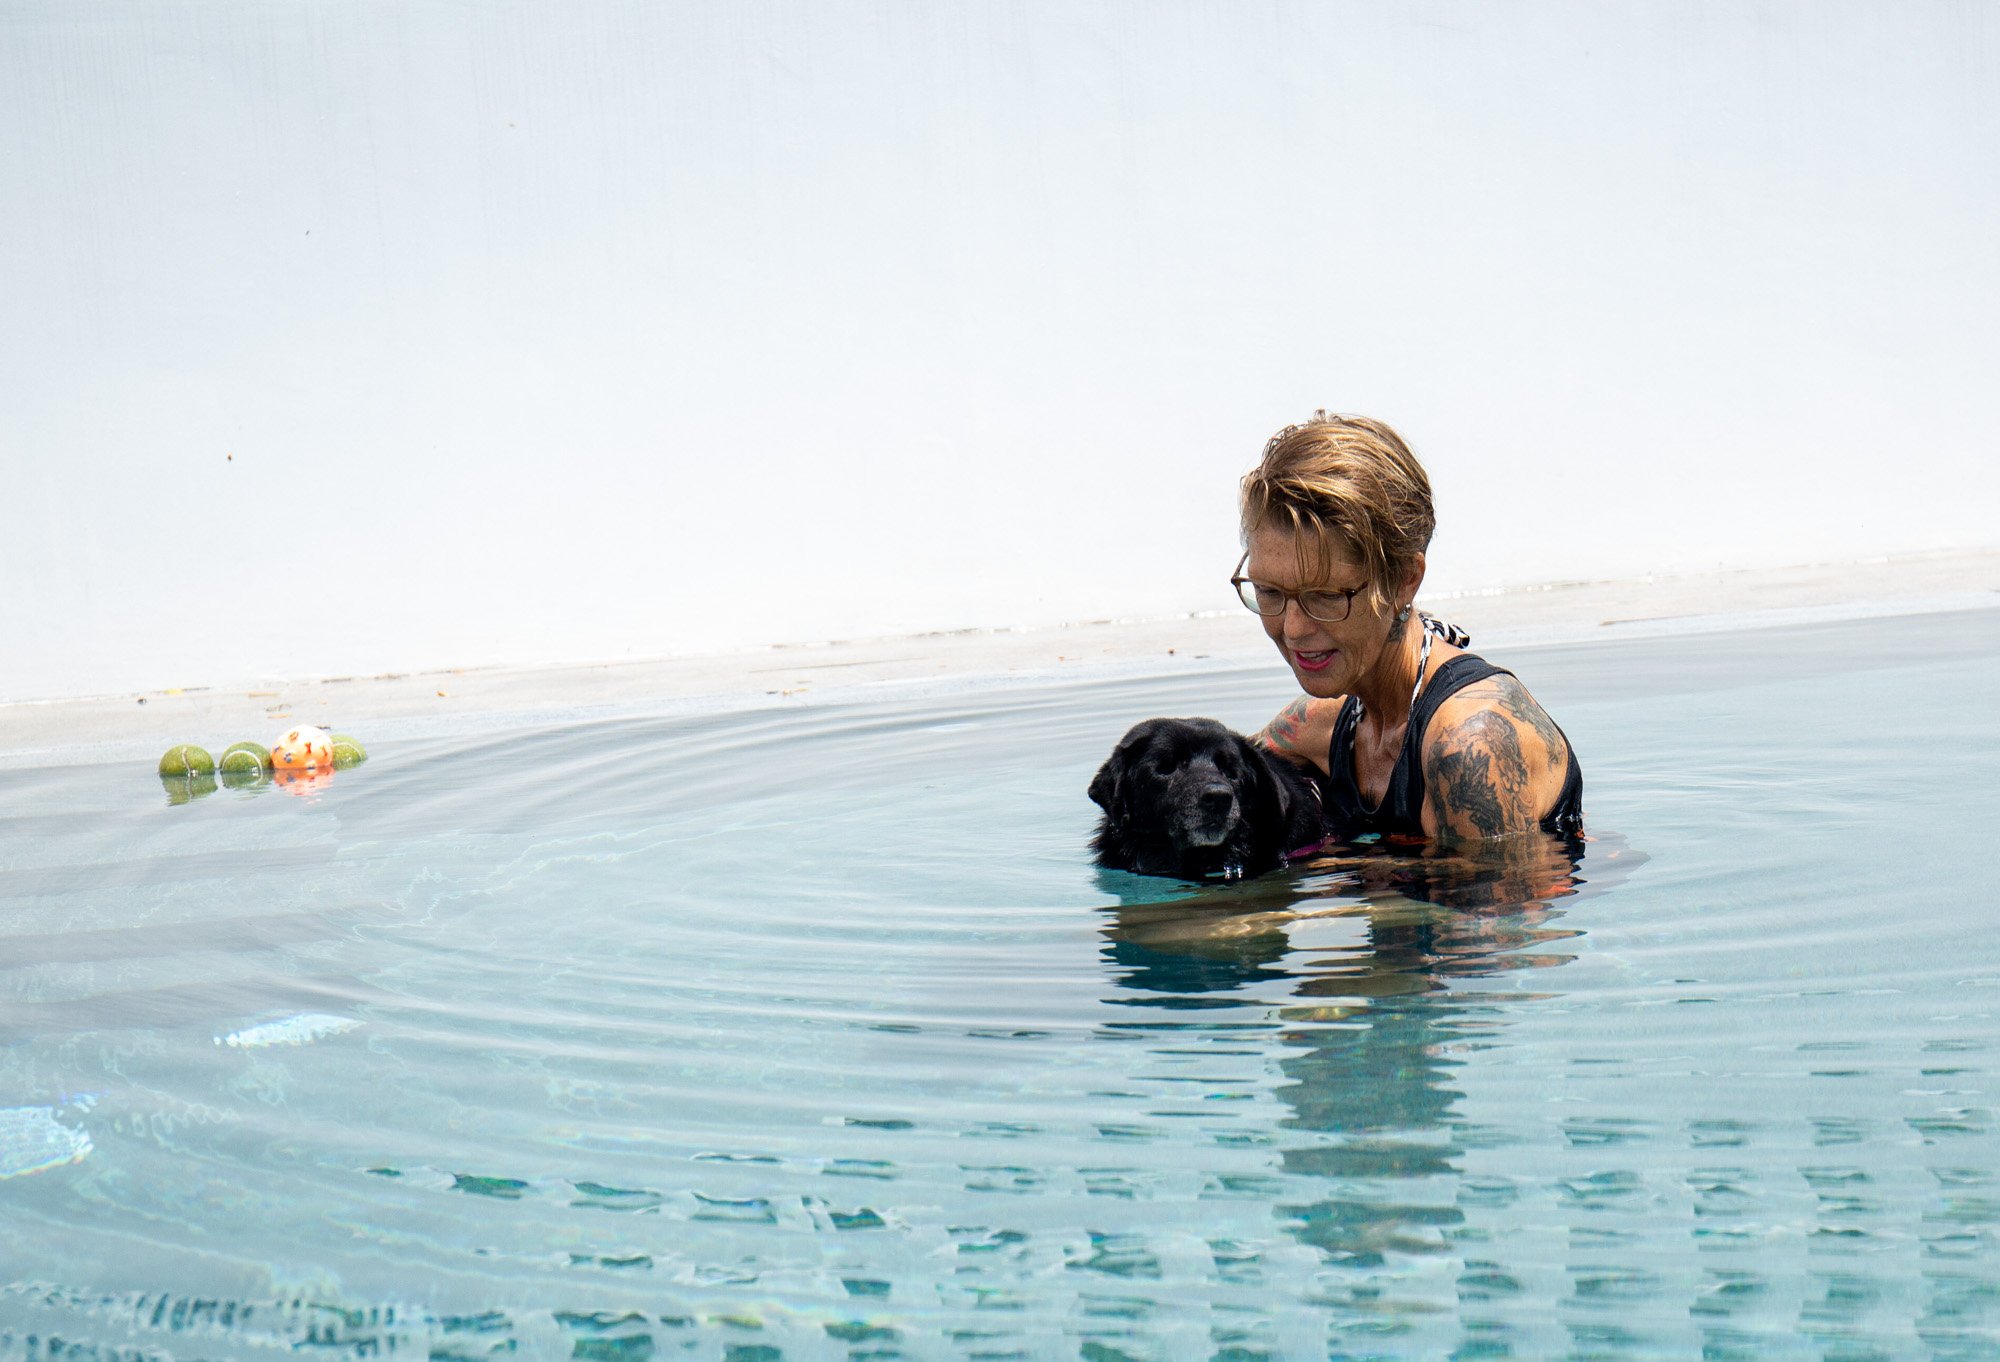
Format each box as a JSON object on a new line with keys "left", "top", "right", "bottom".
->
{"left": 1240, "top": 412, "right": 1582, "bottom": 843}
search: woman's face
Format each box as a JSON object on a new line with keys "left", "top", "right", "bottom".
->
{"left": 1241, "top": 522, "right": 1400, "bottom": 698}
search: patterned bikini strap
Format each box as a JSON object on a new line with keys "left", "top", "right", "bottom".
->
{"left": 1421, "top": 612, "right": 1469, "bottom": 648}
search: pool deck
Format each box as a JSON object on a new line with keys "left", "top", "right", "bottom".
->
{"left": 6, "top": 548, "right": 1997, "bottom": 769}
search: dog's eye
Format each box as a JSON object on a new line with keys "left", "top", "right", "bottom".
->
{"left": 1149, "top": 754, "right": 1180, "bottom": 775}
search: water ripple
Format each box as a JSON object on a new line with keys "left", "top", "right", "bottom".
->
{"left": 1, "top": 611, "right": 1997, "bottom": 1356}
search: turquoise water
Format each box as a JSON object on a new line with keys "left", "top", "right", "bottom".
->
{"left": 1, "top": 608, "right": 1995, "bottom": 1360}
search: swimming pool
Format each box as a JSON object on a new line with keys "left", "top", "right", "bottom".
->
{"left": 2, "top": 607, "right": 1995, "bottom": 1360}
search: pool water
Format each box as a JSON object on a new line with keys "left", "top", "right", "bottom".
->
{"left": 1, "top": 608, "right": 1996, "bottom": 1360}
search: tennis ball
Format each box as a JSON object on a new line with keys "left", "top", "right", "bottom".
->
{"left": 218, "top": 741, "right": 273, "bottom": 773}
{"left": 157, "top": 744, "right": 215, "bottom": 777}
{"left": 330, "top": 733, "right": 368, "bottom": 768}
{"left": 218, "top": 741, "right": 272, "bottom": 788}
{"left": 270, "top": 725, "right": 333, "bottom": 771}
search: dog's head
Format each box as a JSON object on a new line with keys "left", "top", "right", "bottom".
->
{"left": 1088, "top": 717, "right": 1296, "bottom": 878}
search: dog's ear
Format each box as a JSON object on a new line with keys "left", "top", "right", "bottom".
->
{"left": 1088, "top": 755, "right": 1120, "bottom": 811}
{"left": 1238, "top": 735, "right": 1290, "bottom": 822}
{"left": 1091, "top": 724, "right": 1156, "bottom": 811}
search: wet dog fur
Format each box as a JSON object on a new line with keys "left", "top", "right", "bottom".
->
{"left": 1088, "top": 717, "right": 1326, "bottom": 880}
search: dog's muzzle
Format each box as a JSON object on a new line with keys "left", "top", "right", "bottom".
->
{"left": 1173, "top": 779, "right": 1241, "bottom": 847}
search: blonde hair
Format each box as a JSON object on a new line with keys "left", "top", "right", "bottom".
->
{"left": 1239, "top": 411, "right": 1436, "bottom": 610}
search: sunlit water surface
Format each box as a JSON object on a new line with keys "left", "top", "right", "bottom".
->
{"left": 1, "top": 609, "right": 1995, "bottom": 1360}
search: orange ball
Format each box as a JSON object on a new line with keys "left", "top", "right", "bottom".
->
{"left": 270, "top": 725, "right": 334, "bottom": 771}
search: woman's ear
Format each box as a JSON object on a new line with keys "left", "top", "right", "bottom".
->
{"left": 1398, "top": 552, "right": 1428, "bottom": 612}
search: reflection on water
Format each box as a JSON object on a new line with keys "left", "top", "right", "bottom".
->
{"left": 1104, "top": 830, "right": 1629, "bottom": 1285}
{"left": 0, "top": 609, "right": 1996, "bottom": 1358}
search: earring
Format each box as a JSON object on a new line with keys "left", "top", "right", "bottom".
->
{"left": 1395, "top": 605, "right": 1412, "bottom": 623}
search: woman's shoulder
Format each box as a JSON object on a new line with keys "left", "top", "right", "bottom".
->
{"left": 1418, "top": 662, "right": 1573, "bottom": 840}
{"left": 1430, "top": 663, "right": 1567, "bottom": 755}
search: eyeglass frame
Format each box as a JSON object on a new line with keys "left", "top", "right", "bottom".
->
{"left": 1229, "top": 551, "right": 1366, "bottom": 624}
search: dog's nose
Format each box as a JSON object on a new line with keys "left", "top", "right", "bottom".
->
{"left": 1197, "top": 785, "right": 1235, "bottom": 817}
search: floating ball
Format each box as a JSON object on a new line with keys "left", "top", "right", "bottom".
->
{"left": 218, "top": 741, "right": 273, "bottom": 774}
{"left": 218, "top": 742, "right": 272, "bottom": 788}
{"left": 158, "top": 744, "right": 215, "bottom": 777}
{"left": 330, "top": 734, "right": 368, "bottom": 768}
{"left": 270, "top": 725, "right": 334, "bottom": 771}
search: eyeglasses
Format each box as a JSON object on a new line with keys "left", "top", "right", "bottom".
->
{"left": 1230, "top": 553, "right": 1364, "bottom": 624}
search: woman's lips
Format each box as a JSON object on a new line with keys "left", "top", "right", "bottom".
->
{"left": 1292, "top": 648, "right": 1336, "bottom": 672}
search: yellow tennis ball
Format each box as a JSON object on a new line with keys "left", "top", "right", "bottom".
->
{"left": 218, "top": 741, "right": 272, "bottom": 788}
{"left": 218, "top": 741, "right": 273, "bottom": 773}
{"left": 330, "top": 734, "right": 368, "bottom": 768}
{"left": 157, "top": 744, "right": 215, "bottom": 777}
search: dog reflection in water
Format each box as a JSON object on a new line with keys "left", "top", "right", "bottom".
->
{"left": 1088, "top": 717, "right": 1327, "bottom": 881}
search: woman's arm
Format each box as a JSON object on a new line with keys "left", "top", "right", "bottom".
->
{"left": 1253, "top": 695, "right": 1342, "bottom": 775}
{"left": 1420, "top": 675, "right": 1571, "bottom": 842}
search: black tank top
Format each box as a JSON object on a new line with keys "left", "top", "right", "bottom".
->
{"left": 1319, "top": 653, "right": 1583, "bottom": 840}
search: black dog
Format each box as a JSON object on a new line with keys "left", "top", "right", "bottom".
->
{"left": 1089, "top": 717, "right": 1327, "bottom": 880}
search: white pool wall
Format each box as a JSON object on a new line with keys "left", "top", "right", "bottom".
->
{"left": 4, "top": 1, "right": 1996, "bottom": 702}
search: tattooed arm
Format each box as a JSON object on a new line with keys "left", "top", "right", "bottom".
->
{"left": 1254, "top": 695, "right": 1342, "bottom": 776}
{"left": 1420, "top": 675, "right": 1571, "bottom": 842}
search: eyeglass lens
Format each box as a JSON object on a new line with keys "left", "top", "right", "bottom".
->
{"left": 1234, "top": 579, "right": 1354, "bottom": 623}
